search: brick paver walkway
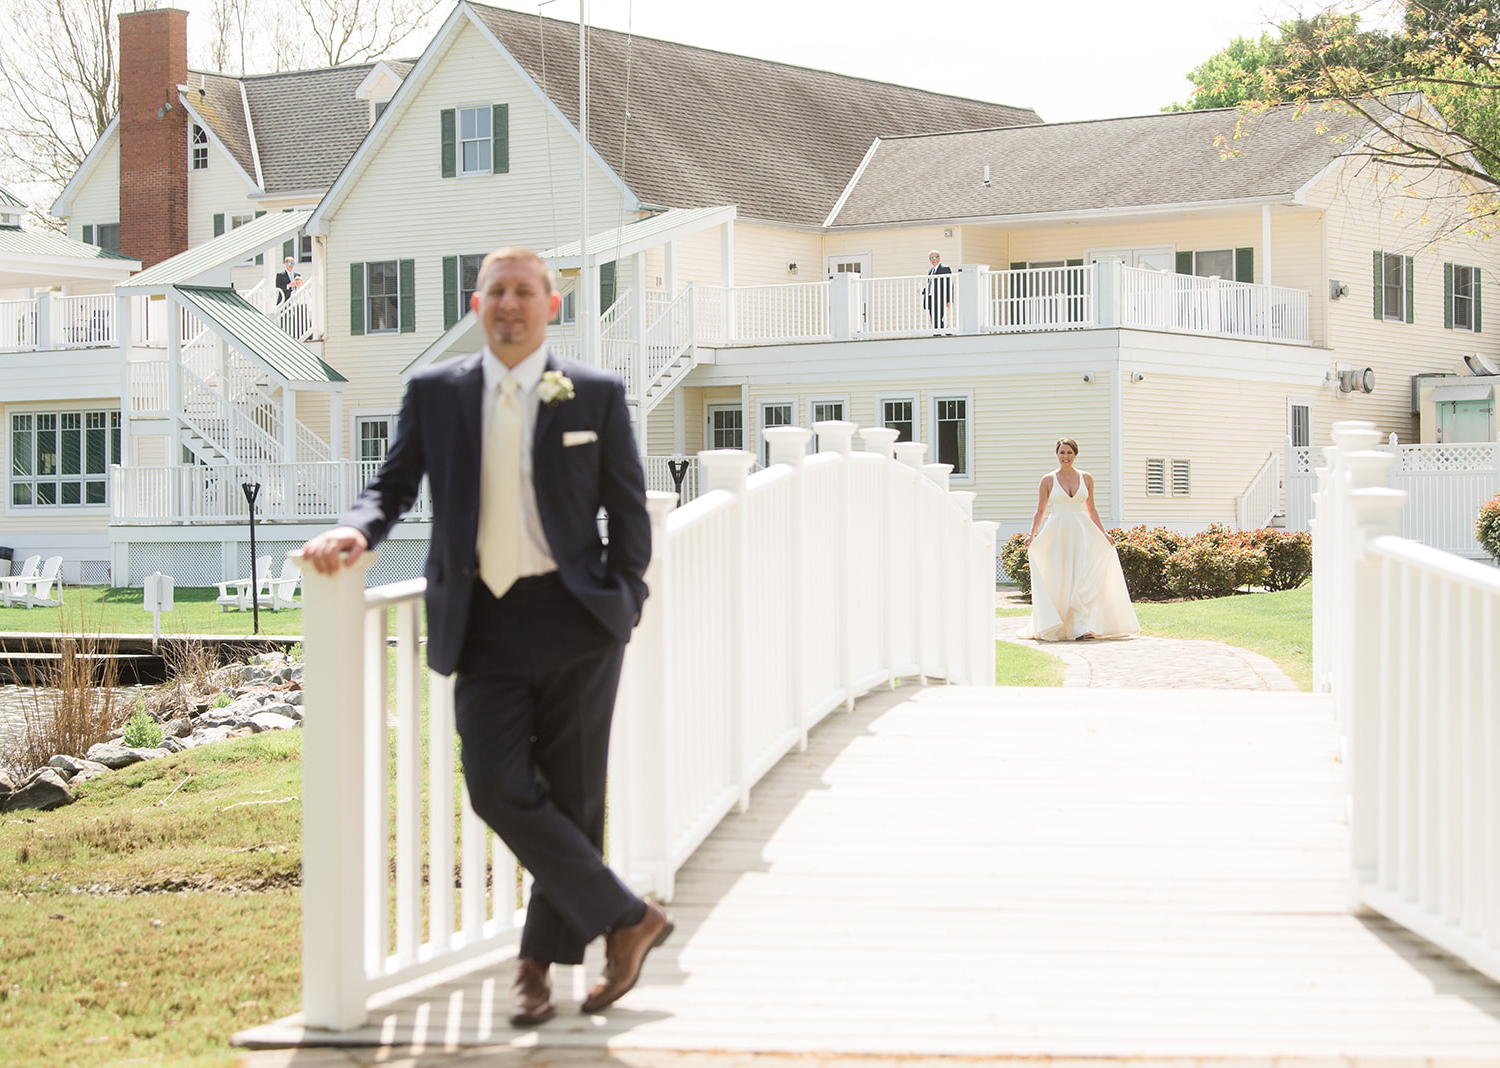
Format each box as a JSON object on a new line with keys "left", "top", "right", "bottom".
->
{"left": 995, "top": 592, "right": 1300, "bottom": 691}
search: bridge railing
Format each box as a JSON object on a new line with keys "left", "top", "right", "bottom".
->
{"left": 296, "top": 419, "right": 998, "bottom": 1030}
{"left": 1314, "top": 419, "right": 1500, "bottom": 987}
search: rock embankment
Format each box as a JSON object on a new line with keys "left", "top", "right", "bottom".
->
{"left": 0, "top": 653, "right": 304, "bottom": 814}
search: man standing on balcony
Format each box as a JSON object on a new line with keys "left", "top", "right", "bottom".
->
{"left": 275, "top": 256, "right": 295, "bottom": 304}
{"left": 924, "top": 249, "right": 952, "bottom": 334}
{"left": 298, "top": 247, "right": 669, "bottom": 1028}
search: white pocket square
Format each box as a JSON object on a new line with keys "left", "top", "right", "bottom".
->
{"left": 562, "top": 430, "right": 598, "bottom": 447}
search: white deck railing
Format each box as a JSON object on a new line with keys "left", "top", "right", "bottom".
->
{"left": 1313, "top": 419, "right": 1500, "bottom": 987}
{"left": 857, "top": 273, "right": 960, "bottom": 337}
{"left": 295, "top": 420, "right": 998, "bottom": 1029}
{"left": 730, "top": 281, "right": 831, "bottom": 342}
{"left": 1118, "top": 266, "right": 1310, "bottom": 343}
{"left": 1235, "top": 448, "right": 1281, "bottom": 529}
{"left": 1287, "top": 435, "right": 1500, "bottom": 557}
{"left": 112, "top": 461, "right": 432, "bottom": 524}
{"left": 1, "top": 298, "right": 37, "bottom": 349}
{"left": 986, "top": 264, "right": 1095, "bottom": 332}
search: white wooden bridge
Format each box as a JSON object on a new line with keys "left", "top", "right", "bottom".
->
{"left": 236, "top": 421, "right": 1500, "bottom": 1064}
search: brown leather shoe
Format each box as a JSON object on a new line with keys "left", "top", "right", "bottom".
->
{"left": 579, "top": 900, "right": 673, "bottom": 1013}
{"left": 508, "top": 957, "right": 555, "bottom": 1027}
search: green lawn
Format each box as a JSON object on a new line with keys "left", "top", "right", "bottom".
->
{"left": 1133, "top": 585, "right": 1313, "bottom": 690}
{"left": 995, "top": 640, "right": 1066, "bottom": 686}
{"left": 0, "top": 586, "right": 307, "bottom": 637}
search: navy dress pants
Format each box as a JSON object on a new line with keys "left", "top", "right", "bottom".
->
{"left": 453, "top": 573, "right": 640, "bottom": 965}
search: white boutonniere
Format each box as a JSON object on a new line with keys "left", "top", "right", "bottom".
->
{"left": 537, "top": 370, "right": 575, "bottom": 407}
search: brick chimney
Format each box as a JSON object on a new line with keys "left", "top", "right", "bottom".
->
{"left": 118, "top": 8, "right": 189, "bottom": 268}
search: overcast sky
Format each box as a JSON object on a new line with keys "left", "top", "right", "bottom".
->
{"left": 167, "top": 0, "right": 1311, "bottom": 122}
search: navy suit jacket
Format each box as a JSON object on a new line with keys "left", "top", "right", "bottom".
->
{"left": 340, "top": 350, "right": 651, "bottom": 676}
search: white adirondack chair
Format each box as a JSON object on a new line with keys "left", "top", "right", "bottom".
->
{"left": 216, "top": 556, "right": 272, "bottom": 612}
{"left": 0, "top": 554, "right": 42, "bottom": 607}
{"left": 258, "top": 557, "right": 302, "bottom": 611}
{"left": 5, "top": 555, "right": 64, "bottom": 609}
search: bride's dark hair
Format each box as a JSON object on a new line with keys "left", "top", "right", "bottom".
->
{"left": 1055, "top": 437, "right": 1079, "bottom": 456}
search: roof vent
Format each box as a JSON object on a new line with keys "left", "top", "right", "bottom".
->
{"left": 982, "top": 164, "right": 991, "bottom": 188}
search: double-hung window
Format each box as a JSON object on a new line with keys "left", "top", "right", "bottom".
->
{"left": 11, "top": 409, "right": 119, "bottom": 507}
{"left": 760, "top": 401, "right": 794, "bottom": 465}
{"left": 880, "top": 397, "right": 914, "bottom": 442}
{"left": 366, "top": 260, "right": 400, "bottom": 333}
{"left": 459, "top": 106, "right": 492, "bottom": 175}
{"left": 933, "top": 395, "right": 970, "bottom": 478}
{"left": 94, "top": 223, "right": 120, "bottom": 253}
{"left": 707, "top": 404, "right": 743, "bottom": 450}
{"left": 357, "top": 417, "right": 393, "bottom": 466}
{"left": 1446, "top": 262, "right": 1482, "bottom": 332}
{"left": 1374, "top": 250, "right": 1414, "bottom": 323}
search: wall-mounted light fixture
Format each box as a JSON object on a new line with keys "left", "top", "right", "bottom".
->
{"left": 1082, "top": 371, "right": 1095, "bottom": 383}
{"left": 787, "top": 262, "right": 798, "bottom": 275}
{"left": 157, "top": 100, "right": 174, "bottom": 118}
{"left": 1130, "top": 371, "right": 1145, "bottom": 383}
{"left": 943, "top": 228, "right": 953, "bottom": 238}
{"left": 1329, "top": 279, "right": 1350, "bottom": 300}
{"left": 982, "top": 165, "right": 991, "bottom": 188}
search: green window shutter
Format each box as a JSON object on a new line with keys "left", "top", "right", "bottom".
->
{"left": 1372, "top": 250, "right": 1383, "bottom": 320}
{"left": 1009, "top": 262, "right": 1026, "bottom": 271}
{"left": 1405, "top": 255, "right": 1415, "bottom": 323}
{"left": 440, "top": 108, "right": 456, "bottom": 178}
{"left": 283, "top": 238, "right": 295, "bottom": 261}
{"left": 349, "top": 262, "right": 365, "bottom": 336}
{"left": 1066, "top": 258, "right": 1083, "bottom": 267}
{"left": 1476, "top": 267, "right": 1483, "bottom": 332}
{"left": 1176, "top": 250, "right": 1193, "bottom": 274}
{"left": 82, "top": 224, "right": 93, "bottom": 245}
{"left": 254, "top": 210, "right": 266, "bottom": 218}
{"left": 600, "top": 261, "right": 616, "bottom": 312}
{"left": 1444, "top": 262, "right": 1454, "bottom": 329}
{"left": 1235, "top": 247, "right": 1253, "bottom": 283}
{"left": 443, "top": 255, "right": 459, "bottom": 330}
{"left": 213, "top": 213, "right": 225, "bottom": 238}
{"left": 398, "top": 259, "right": 416, "bottom": 333}
{"left": 493, "top": 103, "right": 509, "bottom": 174}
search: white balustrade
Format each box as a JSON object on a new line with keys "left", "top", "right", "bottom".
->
{"left": 1118, "top": 266, "right": 1311, "bottom": 344}
{"left": 642, "top": 454, "right": 701, "bottom": 502}
{"left": 1315, "top": 419, "right": 1500, "bottom": 986}
{"left": 53, "top": 293, "right": 116, "bottom": 346}
{"left": 986, "top": 264, "right": 1095, "bottom": 332}
{"left": 126, "top": 358, "right": 170, "bottom": 417}
{"left": 729, "top": 281, "right": 830, "bottom": 342}
{"left": 1235, "top": 448, "right": 1281, "bottom": 529}
{"left": 295, "top": 421, "right": 997, "bottom": 1028}
{"left": 0, "top": 299, "right": 37, "bottom": 350}
{"left": 111, "top": 461, "right": 431, "bottom": 524}
{"left": 857, "top": 274, "right": 961, "bottom": 337}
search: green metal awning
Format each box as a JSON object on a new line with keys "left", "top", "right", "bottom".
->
{"left": 118, "top": 210, "right": 312, "bottom": 291}
{"left": 173, "top": 285, "right": 346, "bottom": 385}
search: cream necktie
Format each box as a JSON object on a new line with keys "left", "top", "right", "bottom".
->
{"left": 479, "top": 375, "right": 522, "bottom": 598}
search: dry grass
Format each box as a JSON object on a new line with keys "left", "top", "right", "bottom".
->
{"left": 2, "top": 602, "right": 124, "bottom": 776}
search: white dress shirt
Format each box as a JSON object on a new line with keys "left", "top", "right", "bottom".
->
{"left": 478, "top": 344, "right": 557, "bottom": 578}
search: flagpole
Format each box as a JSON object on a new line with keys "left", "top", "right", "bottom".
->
{"left": 578, "top": 0, "right": 592, "bottom": 366}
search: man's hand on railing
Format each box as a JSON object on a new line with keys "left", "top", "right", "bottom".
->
{"left": 301, "top": 526, "right": 369, "bottom": 574}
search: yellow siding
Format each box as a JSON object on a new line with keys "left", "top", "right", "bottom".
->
{"left": 1307, "top": 160, "right": 1500, "bottom": 442}
{"left": 69, "top": 139, "right": 120, "bottom": 241}
{"left": 731, "top": 224, "right": 823, "bottom": 287}
{"left": 187, "top": 141, "right": 260, "bottom": 248}
{"left": 960, "top": 226, "right": 1011, "bottom": 270}
{"left": 321, "top": 20, "right": 643, "bottom": 453}
{"left": 824, "top": 226, "right": 957, "bottom": 279}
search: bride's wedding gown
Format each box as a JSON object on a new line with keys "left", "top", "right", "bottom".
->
{"left": 1020, "top": 476, "right": 1140, "bottom": 641}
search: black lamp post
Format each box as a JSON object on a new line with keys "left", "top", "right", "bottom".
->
{"left": 242, "top": 481, "right": 262, "bottom": 636}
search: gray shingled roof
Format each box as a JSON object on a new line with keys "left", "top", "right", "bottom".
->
{"left": 828, "top": 104, "right": 1380, "bottom": 226}
{"left": 186, "top": 61, "right": 414, "bottom": 194}
{"left": 467, "top": 3, "right": 1041, "bottom": 226}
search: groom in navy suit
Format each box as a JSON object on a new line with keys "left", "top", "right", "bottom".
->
{"left": 301, "top": 247, "right": 670, "bottom": 1027}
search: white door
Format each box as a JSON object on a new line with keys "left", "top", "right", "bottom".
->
{"left": 1087, "top": 246, "right": 1175, "bottom": 271}
{"left": 825, "top": 253, "right": 870, "bottom": 278}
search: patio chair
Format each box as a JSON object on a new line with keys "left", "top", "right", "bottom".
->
{"left": 216, "top": 556, "right": 272, "bottom": 612}
{"left": 258, "top": 557, "right": 302, "bottom": 611}
{"left": 0, "top": 554, "right": 42, "bottom": 607}
{"left": 3, "top": 555, "right": 64, "bottom": 609}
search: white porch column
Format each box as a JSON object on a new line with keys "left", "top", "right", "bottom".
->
{"left": 1262, "top": 204, "right": 1273, "bottom": 288}
{"left": 829, "top": 272, "right": 857, "bottom": 340}
{"left": 765, "top": 426, "right": 813, "bottom": 746}
{"left": 894, "top": 441, "right": 928, "bottom": 683}
{"left": 1093, "top": 257, "right": 1122, "bottom": 327}
{"left": 664, "top": 240, "right": 677, "bottom": 297}
{"left": 814, "top": 420, "right": 857, "bottom": 710}
{"left": 860, "top": 427, "right": 900, "bottom": 690}
{"left": 955, "top": 265, "right": 987, "bottom": 334}
{"left": 283, "top": 388, "right": 297, "bottom": 463}
{"left": 297, "top": 548, "right": 375, "bottom": 1031}
{"left": 117, "top": 294, "right": 133, "bottom": 464}
{"left": 35, "top": 291, "right": 56, "bottom": 350}
{"left": 923, "top": 461, "right": 953, "bottom": 682}
{"left": 740, "top": 382, "right": 750, "bottom": 460}
{"left": 167, "top": 293, "right": 183, "bottom": 468}
{"left": 1111, "top": 365, "right": 1124, "bottom": 527}
{"left": 720, "top": 221, "right": 735, "bottom": 342}
{"left": 699, "top": 448, "right": 756, "bottom": 811}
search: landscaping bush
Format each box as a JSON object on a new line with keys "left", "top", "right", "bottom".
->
{"left": 1478, "top": 493, "right": 1500, "bottom": 564}
{"left": 998, "top": 532, "right": 1031, "bottom": 595}
{"left": 122, "top": 708, "right": 164, "bottom": 749}
{"left": 1164, "top": 526, "right": 1270, "bottom": 598}
{"left": 1246, "top": 528, "right": 1314, "bottom": 590}
{"left": 1109, "top": 526, "right": 1185, "bottom": 601}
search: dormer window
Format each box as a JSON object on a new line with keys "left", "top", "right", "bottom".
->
{"left": 191, "top": 125, "right": 208, "bottom": 170}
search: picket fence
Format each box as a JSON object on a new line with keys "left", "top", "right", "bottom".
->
{"left": 295, "top": 420, "right": 998, "bottom": 1030}
{"left": 1312, "top": 420, "right": 1500, "bottom": 988}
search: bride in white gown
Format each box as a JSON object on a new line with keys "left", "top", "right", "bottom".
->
{"left": 1019, "top": 437, "right": 1140, "bottom": 641}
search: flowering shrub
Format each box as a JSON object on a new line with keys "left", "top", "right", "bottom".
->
{"left": 1245, "top": 528, "right": 1314, "bottom": 590}
{"left": 1109, "top": 526, "right": 1185, "bottom": 601}
{"left": 1478, "top": 493, "right": 1500, "bottom": 564}
{"left": 998, "top": 532, "right": 1031, "bottom": 595}
{"left": 1163, "top": 526, "right": 1270, "bottom": 598}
